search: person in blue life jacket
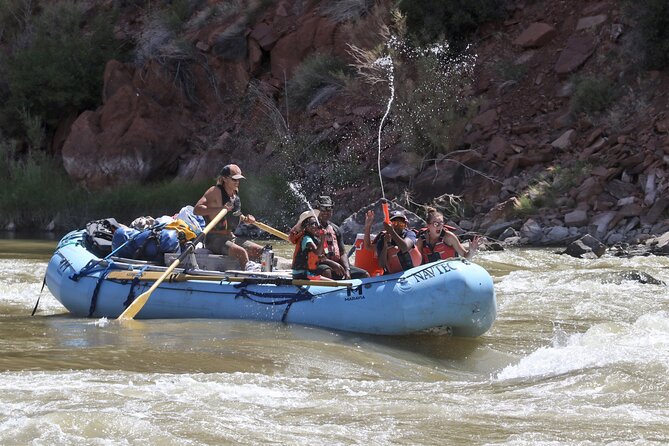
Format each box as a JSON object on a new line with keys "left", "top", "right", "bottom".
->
{"left": 414, "top": 207, "right": 480, "bottom": 264}
{"left": 194, "top": 164, "right": 263, "bottom": 270}
{"left": 314, "top": 195, "right": 370, "bottom": 280}
{"left": 363, "top": 208, "right": 421, "bottom": 274}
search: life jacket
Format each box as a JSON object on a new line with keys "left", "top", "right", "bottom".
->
{"left": 321, "top": 223, "right": 341, "bottom": 261}
{"left": 163, "top": 219, "right": 198, "bottom": 242}
{"left": 376, "top": 231, "right": 422, "bottom": 274}
{"left": 385, "top": 245, "right": 423, "bottom": 274}
{"left": 418, "top": 229, "right": 456, "bottom": 263}
{"left": 292, "top": 234, "right": 320, "bottom": 275}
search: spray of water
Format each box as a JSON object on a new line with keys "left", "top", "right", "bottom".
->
{"left": 288, "top": 182, "right": 319, "bottom": 225}
{"left": 374, "top": 55, "right": 395, "bottom": 200}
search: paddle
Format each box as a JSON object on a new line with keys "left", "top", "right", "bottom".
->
{"left": 117, "top": 207, "right": 229, "bottom": 320}
{"left": 250, "top": 220, "right": 290, "bottom": 241}
{"left": 107, "top": 270, "right": 352, "bottom": 288}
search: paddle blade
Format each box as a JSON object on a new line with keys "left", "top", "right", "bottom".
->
{"left": 118, "top": 290, "right": 152, "bottom": 320}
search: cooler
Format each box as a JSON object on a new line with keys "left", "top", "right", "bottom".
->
{"left": 353, "top": 233, "right": 384, "bottom": 277}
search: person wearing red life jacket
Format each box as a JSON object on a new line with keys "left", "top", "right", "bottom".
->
{"left": 315, "top": 195, "right": 370, "bottom": 280}
{"left": 415, "top": 207, "right": 480, "bottom": 264}
{"left": 363, "top": 208, "right": 421, "bottom": 275}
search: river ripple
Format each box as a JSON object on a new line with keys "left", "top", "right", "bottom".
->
{"left": 1, "top": 239, "right": 668, "bottom": 445}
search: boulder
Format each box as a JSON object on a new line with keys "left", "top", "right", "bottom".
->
{"left": 564, "top": 209, "right": 588, "bottom": 227}
{"left": 513, "top": 22, "right": 557, "bottom": 48}
{"left": 270, "top": 15, "right": 337, "bottom": 78}
{"left": 479, "top": 197, "right": 521, "bottom": 230}
{"left": 575, "top": 15, "right": 607, "bottom": 31}
{"left": 551, "top": 129, "right": 576, "bottom": 149}
{"left": 563, "top": 234, "right": 606, "bottom": 258}
{"left": 520, "top": 218, "right": 543, "bottom": 243}
{"left": 554, "top": 35, "right": 596, "bottom": 74}
{"left": 62, "top": 60, "right": 192, "bottom": 189}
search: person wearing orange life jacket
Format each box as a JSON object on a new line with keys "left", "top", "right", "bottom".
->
{"left": 363, "top": 208, "right": 421, "bottom": 275}
{"left": 315, "top": 195, "right": 370, "bottom": 280}
{"left": 415, "top": 207, "right": 480, "bottom": 264}
{"left": 290, "top": 210, "right": 329, "bottom": 280}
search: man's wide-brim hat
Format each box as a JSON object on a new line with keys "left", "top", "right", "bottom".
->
{"left": 296, "top": 209, "right": 320, "bottom": 228}
{"left": 219, "top": 164, "right": 245, "bottom": 180}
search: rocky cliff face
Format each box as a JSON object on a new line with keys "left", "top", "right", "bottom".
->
{"left": 60, "top": 0, "right": 668, "bottom": 246}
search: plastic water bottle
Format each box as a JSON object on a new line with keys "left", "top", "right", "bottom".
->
{"left": 261, "top": 245, "right": 274, "bottom": 272}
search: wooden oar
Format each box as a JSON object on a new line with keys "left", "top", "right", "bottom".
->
{"left": 250, "top": 220, "right": 290, "bottom": 241}
{"left": 107, "top": 270, "right": 352, "bottom": 288}
{"left": 117, "top": 208, "right": 229, "bottom": 320}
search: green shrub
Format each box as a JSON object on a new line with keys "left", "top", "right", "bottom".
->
{"left": 570, "top": 76, "right": 615, "bottom": 115}
{"left": 319, "top": 0, "right": 373, "bottom": 23}
{"left": 513, "top": 163, "right": 591, "bottom": 217}
{"left": 0, "top": 0, "right": 31, "bottom": 43}
{"left": 513, "top": 195, "right": 536, "bottom": 217}
{"left": 623, "top": 0, "right": 669, "bottom": 70}
{"left": 287, "top": 53, "right": 351, "bottom": 109}
{"left": 495, "top": 59, "right": 528, "bottom": 82}
{"left": 3, "top": 2, "right": 121, "bottom": 134}
{"left": 397, "top": 0, "right": 506, "bottom": 46}
{"left": 0, "top": 143, "right": 216, "bottom": 229}
{"left": 391, "top": 41, "right": 478, "bottom": 158}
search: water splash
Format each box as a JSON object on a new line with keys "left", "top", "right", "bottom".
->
{"left": 373, "top": 55, "right": 395, "bottom": 200}
{"left": 288, "top": 182, "right": 319, "bottom": 224}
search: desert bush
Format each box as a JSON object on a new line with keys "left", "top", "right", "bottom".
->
{"left": 319, "top": 0, "right": 373, "bottom": 23}
{"left": 495, "top": 58, "right": 528, "bottom": 82}
{"left": 570, "top": 76, "right": 615, "bottom": 115}
{"left": 212, "top": 23, "right": 247, "bottom": 60}
{"left": 287, "top": 53, "right": 352, "bottom": 110}
{"left": 391, "top": 41, "right": 478, "bottom": 158}
{"left": 513, "top": 163, "right": 591, "bottom": 217}
{"left": 0, "top": 144, "right": 217, "bottom": 228}
{"left": 0, "top": 148, "right": 78, "bottom": 228}
{"left": 623, "top": 0, "right": 669, "bottom": 70}
{"left": 3, "top": 1, "right": 120, "bottom": 134}
{"left": 0, "top": 0, "right": 33, "bottom": 43}
{"left": 397, "top": 0, "right": 506, "bottom": 46}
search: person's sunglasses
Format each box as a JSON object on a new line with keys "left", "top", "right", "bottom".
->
{"left": 432, "top": 221, "right": 444, "bottom": 227}
{"left": 319, "top": 207, "right": 332, "bottom": 211}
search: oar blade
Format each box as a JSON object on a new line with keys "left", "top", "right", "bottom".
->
{"left": 118, "top": 290, "right": 152, "bottom": 320}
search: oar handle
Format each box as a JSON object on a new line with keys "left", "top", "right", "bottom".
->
{"left": 251, "top": 221, "right": 290, "bottom": 241}
{"left": 108, "top": 270, "right": 352, "bottom": 288}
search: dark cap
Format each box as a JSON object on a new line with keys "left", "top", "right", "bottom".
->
{"left": 317, "top": 195, "right": 334, "bottom": 209}
{"left": 389, "top": 210, "right": 408, "bottom": 222}
{"left": 219, "top": 164, "right": 245, "bottom": 180}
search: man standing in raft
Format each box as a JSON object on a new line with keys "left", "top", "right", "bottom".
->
{"left": 194, "top": 164, "right": 263, "bottom": 270}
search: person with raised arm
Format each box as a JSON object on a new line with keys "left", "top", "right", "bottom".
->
{"left": 415, "top": 207, "right": 480, "bottom": 263}
{"left": 363, "top": 208, "right": 421, "bottom": 275}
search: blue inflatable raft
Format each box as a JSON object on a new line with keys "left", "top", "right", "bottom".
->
{"left": 46, "top": 230, "right": 496, "bottom": 336}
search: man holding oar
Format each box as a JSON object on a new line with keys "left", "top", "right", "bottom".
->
{"left": 194, "top": 164, "right": 263, "bottom": 271}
